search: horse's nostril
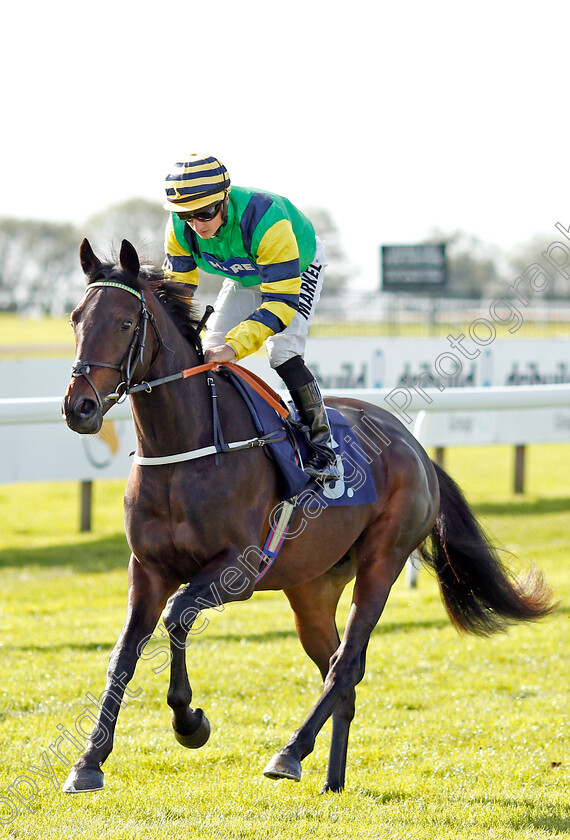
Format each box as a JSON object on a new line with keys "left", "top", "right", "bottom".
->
{"left": 76, "top": 398, "right": 98, "bottom": 418}
{"left": 63, "top": 393, "right": 102, "bottom": 434}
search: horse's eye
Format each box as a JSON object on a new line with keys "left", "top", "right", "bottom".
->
{"left": 121, "top": 319, "right": 134, "bottom": 331}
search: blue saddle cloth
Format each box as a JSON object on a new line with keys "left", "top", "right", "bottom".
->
{"left": 228, "top": 373, "right": 378, "bottom": 507}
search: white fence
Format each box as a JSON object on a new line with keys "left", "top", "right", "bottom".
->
{"left": 2, "top": 342, "right": 570, "bottom": 530}
{"left": 1, "top": 379, "right": 569, "bottom": 496}
{"left": 1, "top": 361, "right": 570, "bottom": 490}
{"left": 2, "top": 376, "right": 570, "bottom": 588}
{"left": 3, "top": 383, "right": 570, "bottom": 426}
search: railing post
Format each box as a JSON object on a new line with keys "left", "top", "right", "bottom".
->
{"left": 514, "top": 445, "right": 526, "bottom": 494}
{"left": 80, "top": 480, "right": 93, "bottom": 531}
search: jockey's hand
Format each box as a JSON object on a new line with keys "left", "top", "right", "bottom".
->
{"left": 204, "top": 344, "right": 237, "bottom": 366}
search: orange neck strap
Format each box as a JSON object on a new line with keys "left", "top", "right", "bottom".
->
{"left": 182, "top": 361, "right": 290, "bottom": 419}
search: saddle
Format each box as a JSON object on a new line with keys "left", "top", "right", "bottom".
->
{"left": 221, "top": 366, "right": 378, "bottom": 508}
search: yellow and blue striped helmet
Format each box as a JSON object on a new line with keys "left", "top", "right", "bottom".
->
{"left": 164, "top": 155, "right": 231, "bottom": 212}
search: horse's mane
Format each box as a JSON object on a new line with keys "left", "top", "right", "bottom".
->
{"left": 142, "top": 268, "right": 205, "bottom": 355}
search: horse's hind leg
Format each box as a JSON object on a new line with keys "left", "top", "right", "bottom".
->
{"left": 264, "top": 487, "right": 435, "bottom": 790}
{"left": 266, "top": 558, "right": 356, "bottom": 792}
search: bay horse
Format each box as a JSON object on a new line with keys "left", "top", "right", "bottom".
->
{"left": 61, "top": 238, "right": 555, "bottom": 794}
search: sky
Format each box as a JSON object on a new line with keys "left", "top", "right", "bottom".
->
{"left": 1, "top": 0, "right": 568, "bottom": 288}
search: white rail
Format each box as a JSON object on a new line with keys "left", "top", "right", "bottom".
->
{"left": 322, "top": 384, "right": 570, "bottom": 411}
{"left": 1, "top": 385, "right": 569, "bottom": 555}
{"left": 2, "top": 385, "right": 570, "bottom": 425}
{"left": 0, "top": 397, "right": 132, "bottom": 425}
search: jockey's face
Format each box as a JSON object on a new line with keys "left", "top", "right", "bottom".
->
{"left": 187, "top": 208, "right": 224, "bottom": 239}
{"left": 177, "top": 196, "right": 226, "bottom": 239}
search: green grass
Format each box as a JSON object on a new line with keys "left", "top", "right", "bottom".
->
{"left": 309, "top": 320, "right": 570, "bottom": 339}
{"left": 0, "top": 446, "right": 568, "bottom": 839}
{"left": 0, "top": 313, "right": 75, "bottom": 357}
{"left": 0, "top": 311, "right": 567, "bottom": 359}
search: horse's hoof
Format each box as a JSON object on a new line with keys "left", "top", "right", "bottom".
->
{"left": 263, "top": 753, "right": 302, "bottom": 781}
{"left": 173, "top": 708, "right": 211, "bottom": 749}
{"left": 62, "top": 766, "right": 104, "bottom": 793}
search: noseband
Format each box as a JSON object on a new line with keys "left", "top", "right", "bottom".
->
{"left": 71, "top": 281, "right": 163, "bottom": 407}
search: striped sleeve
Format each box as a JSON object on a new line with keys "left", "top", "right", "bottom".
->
{"left": 162, "top": 217, "right": 199, "bottom": 289}
{"left": 225, "top": 218, "right": 301, "bottom": 359}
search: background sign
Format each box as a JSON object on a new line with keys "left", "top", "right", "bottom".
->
{"left": 381, "top": 243, "right": 447, "bottom": 292}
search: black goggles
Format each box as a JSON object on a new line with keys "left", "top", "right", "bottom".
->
{"left": 176, "top": 197, "right": 225, "bottom": 222}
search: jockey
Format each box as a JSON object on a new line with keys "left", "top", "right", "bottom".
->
{"left": 162, "top": 154, "right": 340, "bottom": 485}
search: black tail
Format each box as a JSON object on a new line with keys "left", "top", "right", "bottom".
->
{"left": 419, "top": 462, "right": 556, "bottom": 636}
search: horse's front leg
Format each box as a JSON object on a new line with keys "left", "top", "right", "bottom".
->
{"left": 162, "top": 551, "right": 258, "bottom": 750}
{"left": 166, "top": 618, "right": 212, "bottom": 749}
{"left": 63, "top": 557, "right": 173, "bottom": 793}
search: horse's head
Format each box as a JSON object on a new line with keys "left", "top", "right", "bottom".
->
{"left": 62, "top": 239, "right": 160, "bottom": 434}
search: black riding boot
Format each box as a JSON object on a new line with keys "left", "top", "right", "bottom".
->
{"left": 290, "top": 379, "right": 341, "bottom": 484}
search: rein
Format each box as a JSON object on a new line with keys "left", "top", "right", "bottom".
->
{"left": 73, "top": 280, "right": 288, "bottom": 419}
{"left": 130, "top": 361, "right": 289, "bottom": 420}
{"left": 72, "top": 279, "right": 291, "bottom": 466}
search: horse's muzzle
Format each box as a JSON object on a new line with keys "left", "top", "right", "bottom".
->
{"left": 62, "top": 393, "right": 104, "bottom": 434}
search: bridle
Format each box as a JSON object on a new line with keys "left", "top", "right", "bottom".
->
{"left": 71, "top": 281, "right": 164, "bottom": 407}
{"left": 70, "top": 279, "right": 289, "bottom": 431}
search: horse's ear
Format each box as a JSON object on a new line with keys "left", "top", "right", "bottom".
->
{"left": 79, "top": 238, "right": 101, "bottom": 276}
{"left": 119, "top": 240, "right": 140, "bottom": 278}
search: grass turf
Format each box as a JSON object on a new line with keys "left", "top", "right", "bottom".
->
{"left": 0, "top": 445, "right": 568, "bottom": 838}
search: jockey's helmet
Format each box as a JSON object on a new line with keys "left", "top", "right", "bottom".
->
{"left": 164, "top": 155, "right": 231, "bottom": 213}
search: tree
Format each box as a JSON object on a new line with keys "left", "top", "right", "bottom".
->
{"left": 0, "top": 201, "right": 353, "bottom": 314}
{"left": 303, "top": 206, "right": 356, "bottom": 295}
{"left": 0, "top": 218, "right": 80, "bottom": 314}
{"left": 424, "top": 229, "right": 506, "bottom": 299}
{"left": 84, "top": 199, "right": 355, "bottom": 302}
{"left": 83, "top": 198, "right": 166, "bottom": 266}
{"left": 508, "top": 234, "right": 570, "bottom": 300}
